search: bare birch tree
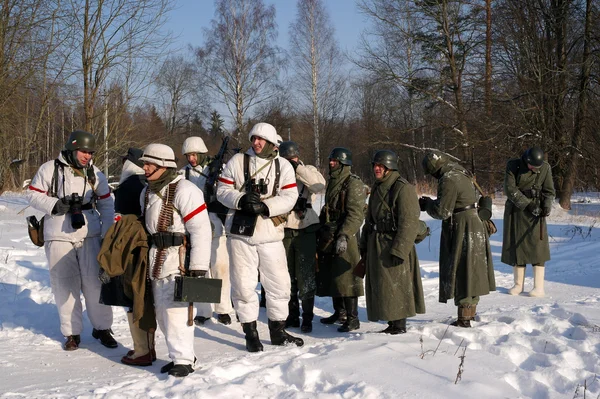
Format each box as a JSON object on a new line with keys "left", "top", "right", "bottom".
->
{"left": 289, "top": 0, "right": 344, "bottom": 169}
{"left": 197, "top": 0, "right": 281, "bottom": 139}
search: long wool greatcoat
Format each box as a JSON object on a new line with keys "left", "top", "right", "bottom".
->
{"left": 360, "top": 171, "right": 426, "bottom": 321}
{"left": 317, "top": 166, "right": 366, "bottom": 298}
{"left": 501, "top": 158, "right": 555, "bottom": 266}
{"left": 423, "top": 162, "right": 496, "bottom": 303}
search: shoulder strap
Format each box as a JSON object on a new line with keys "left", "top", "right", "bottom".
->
{"left": 243, "top": 153, "right": 250, "bottom": 190}
{"left": 50, "top": 160, "right": 61, "bottom": 198}
{"left": 272, "top": 158, "right": 280, "bottom": 196}
{"left": 185, "top": 167, "right": 190, "bottom": 180}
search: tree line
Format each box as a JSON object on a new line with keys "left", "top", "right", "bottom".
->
{"left": 1, "top": 0, "right": 599, "bottom": 210}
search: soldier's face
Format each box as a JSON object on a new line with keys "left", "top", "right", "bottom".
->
{"left": 251, "top": 135, "right": 267, "bottom": 154}
{"left": 329, "top": 159, "right": 340, "bottom": 170}
{"left": 75, "top": 150, "right": 93, "bottom": 167}
{"left": 373, "top": 163, "right": 388, "bottom": 179}
{"left": 186, "top": 153, "right": 198, "bottom": 167}
{"left": 143, "top": 162, "right": 166, "bottom": 181}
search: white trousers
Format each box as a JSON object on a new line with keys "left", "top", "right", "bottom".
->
{"left": 228, "top": 238, "right": 290, "bottom": 323}
{"left": 153, "top": 276, "right": 196, "bottom": 366}
{"left": 196, "top": 219, "right": 233, "bottom": 317}
{"left": 45, "top": 238, "right": 113, "bottom": 336}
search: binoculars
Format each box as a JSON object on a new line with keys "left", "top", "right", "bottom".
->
{"left": 250, "top": 178, "right": 268, "bottom": 195}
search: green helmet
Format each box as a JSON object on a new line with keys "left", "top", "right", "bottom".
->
{"left": 421, "top": 151, "right": 448, "bottom": 176}
{"left": 65, "top": 130, "right": 96, "bottom": 152}
{"left": 522, "top": 146, "right": 544, "bottom": 167}
{"left": 329, "top": 147, "right": 352, "bottom": 166}
{"left": 279, "top": 141, "right": 300, "bottom": 160}
{"left": 372, "top": 150, "right": 398, "bottom": 171}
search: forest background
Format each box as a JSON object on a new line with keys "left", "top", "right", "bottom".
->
{"left": 1, "top": 0, "right": 598, "bottom": 210}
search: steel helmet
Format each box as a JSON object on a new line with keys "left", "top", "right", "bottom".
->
{"left": 372, "top": 150, "right": 399, "bottom": 171}
{"left": 329, "top": 147, "right": 352, "bottom": 166}
{"left": 522, "top": 146, "right": 544, "bottom": 167}
{"left": 279, "top": 141, "right": 300, "bottom": 160}
{"left": 182, "top": 137, "right": 208, "bottom": 155}
{"left": 64, "top": 130, "right": 96, "bottom": 152}
{"left": 139, "top": 144, "right": 178, "bottom": 168}
{"left": 421, "top": 151, "right": 448, "bottom": 176}
{"left": 248, "top": 122, "right": 279, "bottom": 145}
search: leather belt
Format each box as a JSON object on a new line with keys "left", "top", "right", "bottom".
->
{"left": 453, "top": 203, "right": 477, "bottom": 214}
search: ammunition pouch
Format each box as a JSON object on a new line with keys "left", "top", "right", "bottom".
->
{"left": 231, "top": 209, "right": 258, "bottom": 236}
{"left": 26, "top": 215, "right": 45, "bottom": 247}
{"left": 148, "top": 232, "right": 185, "bottom": 249}
{"left": 173, "top": 275, "right": 223, "bottom": 303}
{"left": 369, "top": 220, "right": 397, "bottom": 234}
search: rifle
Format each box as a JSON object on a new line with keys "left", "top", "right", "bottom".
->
{"left": 204, "top": 136, "right": 230, "bottom": 204}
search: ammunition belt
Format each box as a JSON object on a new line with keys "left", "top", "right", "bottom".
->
{"left": 149, "top": 232, "right": 185, "bottom": 249}
{"left": 453, "top": 203, "right": 477, "bottom": 214}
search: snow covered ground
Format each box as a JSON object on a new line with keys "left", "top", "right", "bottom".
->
{"left": 1, "top": 191, "right": 600, "bottom": 398}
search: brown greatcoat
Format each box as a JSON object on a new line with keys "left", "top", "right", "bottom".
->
{"left": 97, "top": 214, "right": 155, "bottom": 331}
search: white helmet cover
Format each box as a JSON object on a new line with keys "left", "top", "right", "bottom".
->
{"left": 182, "top": 136, "right": 208, "bottom": 155}
{"left": 139, "top": 143, "right": 178, "bottom": 168}
{"left": 248, "top": 122, "right": 279, "bottom": 146}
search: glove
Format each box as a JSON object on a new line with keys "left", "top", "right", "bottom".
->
{"left": 242, "top": 202, "right": 269, "bottom": 216}
{"left": 526, "top": 202, "right": 541, "bottom": 217}
{"left": 335, "top": 234, "right": 348, "bottom": 255}
{"left": 98, "top": 269, "right": 111, "bottom": 284}
{"left": 419, "top": 196, "right": 431, "bottom": 212}
{"left": 541, "top": 206, "right": 551, "bottom": 217}
{"left": 52, "top": 197, "right": 71, "bottom": 216}
{"left": 289, "top": 160, "right": 299, "bottom": 171}
{"left": 239, "top": 192, "right": 261, "bottom": 209}
{"left": 391, "top": 255, "right": 404, "bottom": 266}
{"left": 189, "top": 270, "right": 207, "bottom": 278}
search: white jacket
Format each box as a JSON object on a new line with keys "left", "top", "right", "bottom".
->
{"left": 27, "top": 153, "right": 114, "bottom": 241}
{"left": 217, "top": 149, "right": 298, "bottom": 244}
{"left": 285, "top": 163, "right": 326, "bottom": 230}
{"left": 179, "top": 164, "right": 209, "bottom": 193}
{"left": 141, "top": 175, "right": 211, "bottom": 279}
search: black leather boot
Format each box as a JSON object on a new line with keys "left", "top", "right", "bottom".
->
{"left": 286, "top": 293, "right": 300, "bottom": 328}
{"left": 379, "top": 319, "right": 407, "bottom": 334}
{"left": 301, "top": 297, "right": 315, "bottom": 333}
{"left": 338, "top": 297, "right": 360, "bottom": 332}
{"left": 242, "top": 321, "right": 264, "bottom": 352}
{"left": 451, "top": 305, "right": 476, "bottom": 328}
{"left": 268, "top": 320, "right": 304, "bottom": 347}
{"left": 320, "top": 297, "right": 347, "bottom": 324}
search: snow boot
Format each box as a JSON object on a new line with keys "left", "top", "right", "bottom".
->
{"left": 529, "top": 265, "right": 545, "bottom": 297}
{"left": 194, "top": 316, "right": 210, "bottom": 326}
{"left": 286, "top": 292, "right": 301, "bottom": 328}
{"left": 121, "top": 312, "right": 154, "bottom": 366}
{"left": 338, "top": 297, "right": 360, "bottom": 332}
{"left": 268, "top": 320, "right": 304, "bottom": 347}
{"left": 301, "top": 297, "right": 315, "bottom": 333}
{"left": 64, "top": 335, "right": 80, "bottom": 351}
{"left": 320, "top": 297, "right": 347, "bottom": 324}
{"left": 508, "top": 266, "right": 525, "bottom": 295}
{"left": 161, "top": 357, "right": 196, "bottom": 374}
{"left": 168, "top": 364, "right": 194, "bottom": 378}
{"left": 379, "top": 319, "right": 407, "bottom": 335}
{"left": 217, "top": 313, "right": 232, "bottom": 325}
{"left": 242, "top": 321, "right": 264, "bottom": 352}
{"left": 451, "top": 305, "right": 476, "bottom": 328}
{"left": 92, "top": 328, "right": 118, "bottom": 348}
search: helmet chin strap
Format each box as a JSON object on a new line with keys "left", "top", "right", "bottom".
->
{"left": 146, "top": 165, "right": 161, "bottom": 179}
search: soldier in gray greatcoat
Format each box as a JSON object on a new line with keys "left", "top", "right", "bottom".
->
{"left": 420, "top": 151, "right": 495, "bottom": 328}
{"left": 317, "top": 147, "right": 366, "bottom": 333}
{"left": 502, "top": 146, "right": 555, "bottom": 297}
{"left": 360, "top": 150, "right": 425, "bottom": 334}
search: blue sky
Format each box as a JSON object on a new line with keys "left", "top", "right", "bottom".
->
{"left": 165, "top": 0, "right": 367, "bottom": 54}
